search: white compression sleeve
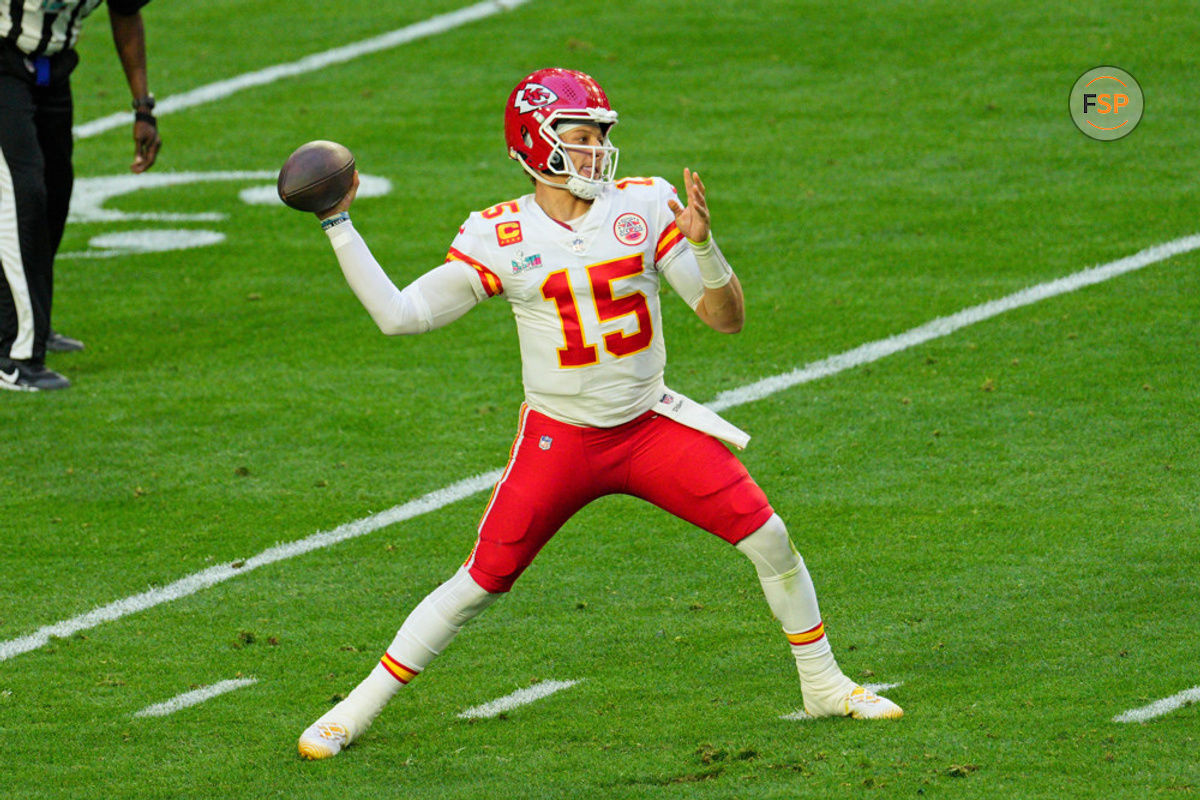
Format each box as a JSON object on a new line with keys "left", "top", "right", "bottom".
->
{"left": 689, "top": 235, "right": 734, "bottom": 289}
{"left": 658, "top": 248, "right": 706, "bottom": 309}
{"left": 325, "top": 220, "right": 487, "bottom": 334}
{"left": 659, "top": 235, "right": 734, "bottom": 308}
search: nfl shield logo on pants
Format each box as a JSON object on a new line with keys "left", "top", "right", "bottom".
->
{"left": 539, "top": 435, "right": 553, "bottom": 450}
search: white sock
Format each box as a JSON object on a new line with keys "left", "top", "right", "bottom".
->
{"left": 326, "top": 568, "right": 499, "bottom": 734}
{"left": 330, "top": 662, "right": 404, "bottom": 734}
{"left": 736, "top": 515, "right": 849, "bottom": 695}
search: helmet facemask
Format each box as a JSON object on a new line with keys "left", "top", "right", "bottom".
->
{"left": 525, "top": 111, "right": 619, "bottom": 200}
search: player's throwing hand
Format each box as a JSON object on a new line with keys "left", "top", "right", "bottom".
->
{"left": 321, "top": 171, "right": 361, "bottom": 220}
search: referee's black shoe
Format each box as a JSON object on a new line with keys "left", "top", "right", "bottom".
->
{"left": 0, "top": 357, "right": 71, "bottom": 391}
{"left": 47, "top": 330, "right": 85, "bottom": 352}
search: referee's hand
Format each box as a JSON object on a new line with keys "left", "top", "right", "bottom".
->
{"left": 131, "top": 118, "right": 161, "bottom": 173}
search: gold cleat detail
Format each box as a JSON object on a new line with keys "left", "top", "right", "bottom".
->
{"left": 845, "top": 685, "right": 904, "bottom": 720}
{"left": 298, "top": 722, "right": 349, "bottom": 760}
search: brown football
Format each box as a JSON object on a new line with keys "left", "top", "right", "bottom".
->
{"left": 277, "top": 140, "right": 356, "bottom": 213}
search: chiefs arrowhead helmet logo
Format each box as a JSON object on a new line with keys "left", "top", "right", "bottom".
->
{"left": 514, "top": 83, "right": 559, "bottom": 114}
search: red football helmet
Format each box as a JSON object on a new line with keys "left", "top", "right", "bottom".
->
{"left": 504, "top": 68, "right": 619, "bottom": 199}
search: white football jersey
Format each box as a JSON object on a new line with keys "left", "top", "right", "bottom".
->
{"left": 445, "top": 177, "right": 704, "bottom": 428}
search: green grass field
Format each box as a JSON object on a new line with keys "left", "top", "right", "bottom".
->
{"left": 2, "top": 0, "right": 1198, "bottom": 797}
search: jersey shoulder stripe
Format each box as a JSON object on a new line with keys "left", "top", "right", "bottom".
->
{"left": 614, "top": 176, "right": 656, "bottom": 191}
{"left": 446, "top": 246, "right": 504, "bottom": 297}
{"left": 655, "top": 221, "right": 685, "bottom": 263}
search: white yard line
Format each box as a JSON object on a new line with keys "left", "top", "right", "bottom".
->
{"left": 780, "top": 682, "right": 904, "bottom": 721}
{"left": 133, "top": 678, "right": 258, "bottom": 718}
{"left": 2, "top": 234, "right": 1199, "bottom": 665}
{"left": 457, "top": 680, "right": 582, "bottom": 719}
{"left": 708, "top": 234, "right": 1200, "bottom": 412}
{"left": 0, "top": 471, "right": 500, "bottom": 663}
{"left": 74, "top": 0, "right": 532, "bottom": 140}
{"left": 1113, "top": 686, "right": 1200, "bottom": 724}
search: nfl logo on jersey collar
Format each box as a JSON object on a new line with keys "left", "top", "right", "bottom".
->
{"left": 528, "top": 185, "right": 617, "bottom": 255}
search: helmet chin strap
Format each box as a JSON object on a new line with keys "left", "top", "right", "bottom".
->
{"left": 565, "top": 176, "right": 603, "bottom": 200}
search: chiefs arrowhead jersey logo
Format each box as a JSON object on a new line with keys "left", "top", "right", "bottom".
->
{"left": 514, "top": 83, "right": 559, "bottom": 114}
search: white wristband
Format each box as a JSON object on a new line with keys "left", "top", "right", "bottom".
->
{"left": 689, "top": 235, "right": 733, "bottom": 289}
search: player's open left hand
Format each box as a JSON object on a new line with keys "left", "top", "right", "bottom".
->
{"left": 131, "top": 118, "right": 161, "bottom": 173}
{"left": 667, "top": 167, "right": 710, "bottom": 243}
{"left": 319, "top": 170, "right": 360, "bottom": 220}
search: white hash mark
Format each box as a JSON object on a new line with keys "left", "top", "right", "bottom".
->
{"left": 133, "top": 678, "right": 258, "bottom": 718}
{"left": 1113, "top": 686, "right": 1200, "bottom": 724}
{"left": 457, "top": 680, "right": 583, "bottom": 720}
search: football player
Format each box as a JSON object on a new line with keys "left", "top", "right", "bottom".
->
{"left": 298, "top": 68, "right": 901, "bottom": 760}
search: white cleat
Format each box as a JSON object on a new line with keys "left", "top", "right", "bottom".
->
{"left": 299, "top": 686, "right": 391, "bottom": 760}
{"left": 803, "top": 680, "right": 903, "bottom": 720}
{"left": 298, "top": 720, "right": 352, "bottom": 760}
{"left": 843, "top": 685, "right": 903, "bottom": 719}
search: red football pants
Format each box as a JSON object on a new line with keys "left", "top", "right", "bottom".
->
{"left": 465, "top": 405, "right": 774, "bottom": 593}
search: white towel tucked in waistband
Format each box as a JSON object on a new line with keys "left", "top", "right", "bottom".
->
{"left": 654, "top": 388, "right": 750, "bottom": 450}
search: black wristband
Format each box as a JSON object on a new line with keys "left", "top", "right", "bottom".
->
{"left": 135, "top": 110, "right": 157, "bottom": 126}
{"left": 132, "top": 94, "right": 155, "bottom": 110}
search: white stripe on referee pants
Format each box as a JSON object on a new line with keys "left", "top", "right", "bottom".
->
{"left": 0, "top": 146, "right": 35, "bottom": 360}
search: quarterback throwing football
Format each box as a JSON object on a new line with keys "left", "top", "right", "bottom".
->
{"left": 299, "top": 68, "right": 901, "bottom": 760}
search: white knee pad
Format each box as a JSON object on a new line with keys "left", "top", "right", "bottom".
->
{"left": 736, "top": 514, "right": 822, "bottom": 632}
{"left": 735, "top": 514, "right": 800, "bottom": 578}
{"left": 431, "top": 567, "right": 499, "bottom": 628}
{"left": 390, "top": 568, "right": 500, "bottom": 668}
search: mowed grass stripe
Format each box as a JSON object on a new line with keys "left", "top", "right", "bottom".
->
{"left": 1, "top": 233, "right": 1197, "bottom": 665}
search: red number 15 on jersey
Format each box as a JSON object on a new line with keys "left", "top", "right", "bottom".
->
{"left": 540, "top": 255, "right": 653, "bottom": 368}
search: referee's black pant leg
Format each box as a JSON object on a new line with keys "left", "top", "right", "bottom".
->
{"left": 36, "top": 77, "right": 74, "bottom": 310}
{"left": 0, "top": 72, "right": 55, "bottom": 364}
